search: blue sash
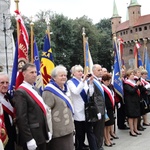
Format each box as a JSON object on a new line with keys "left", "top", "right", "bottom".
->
{"left": 93, "top": 79, "right": 105, "bottom": 98}
{"left": 70, "top": 78, "right": 88, "bottom": 103}
{"left": 44, "top": 84, "right": 74, "bottom": 114}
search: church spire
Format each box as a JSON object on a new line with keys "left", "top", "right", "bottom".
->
{"left": 129, "top": 0, "right": 140, "bottom": 6}
{"left": 112, "top": 0, "right": 120, "bottom": 18}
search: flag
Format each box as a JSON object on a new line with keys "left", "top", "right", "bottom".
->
{"left": 9, "top": 40, "right": 18, "bottom": 97}
{"left": 118, "top": 37, "right": 125, "bottom": 69}
{"left": 33, "top": 38, "right": 44, "bottom": 93}
{"left": 112, "top": 39, "right": 124, "bottom": 99}
{"left": 40, "top": 34, "right": 54, "bottom": 86}
{"left": 137, "top": 52, "right": 143, "bottom": 67}
{"left": 10, "top": 10, "right": 29, "bottom": 90}
{"left": 134, "top": 41, "right": 141, "bottom": 68}
{"left": 85, "top": 38, "right": 93, "bottom": 73}
{"left": 144, "top": 47, "right": 150, "bottom": 80}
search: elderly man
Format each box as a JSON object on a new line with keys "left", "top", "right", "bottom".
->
{"left": 13, "top": 63, "right": 51, "bottom": 150}
{"left": 0, "top": 72, "right": 16, "bottom": 150}
{"left": 90, "top": 64, "right": 105, "bottom": 150}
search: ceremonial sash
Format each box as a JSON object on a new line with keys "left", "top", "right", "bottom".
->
{"left": 102, "top": 84, "right": 115, "bottom": 107}
{"left": 44, "top": 84, "right": 74, "bottom": 114}
{"left": 70, "top": 78, "right": 87, "bottom": 102}
{"left": 124, "top": 79, "right": 140, "bottom": 96}
{"left": 93, "top": 78, "right": 105, "bottom": 98}
{"left": 0, "top": 103, "right": 8, "bottom": 147}
{"left": 19, "top": 84, "right": 46, "bottom": 115}
{"left": 0, "top": 94, "right": 14, "bottom": 118}
{"left": 141, "top": 78, "right": 149, "bottom": 86}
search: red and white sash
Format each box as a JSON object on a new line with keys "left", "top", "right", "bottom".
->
{"left": 124, "top": 79, "right": 140, "bottom": 96}
{"left": 141, "top": 78, "right": 149, "bottom": 86}
{"left": 102, "top": 84, "right": 115, "bottom": 107}
{"left": 19, "top": 83, "right": 46, "bottom": 115}
{"left": 0, "top": 94, "right": 14, "bottom": 118}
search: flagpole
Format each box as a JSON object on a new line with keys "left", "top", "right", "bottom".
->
{"left": 45, "top": 16, "right": 51, "bottom": 41}
{"left": 30, "top": 19, "right": 34, "bottom": 63}
{"left": 134, "top": 41, "right": 138, "bottom": 69}
{"left": 82, "top": 27, "right": 87, "bottom": 74}
{"left": 143, "top": 39, "right": 147, "bottom": 67}
{"left": 14, "top": 0, "right": 20, "bottom": 41}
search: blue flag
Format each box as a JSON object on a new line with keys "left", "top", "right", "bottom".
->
{"left": 137, "top": 52, "right": 143, "bottom": 67}
{"left": 8, "top": 40, "right": 18, "bottom": 97}
{"left": 34, "top": 38, "right": 44, "bottom": 93}
{"left": 113, "top": 40, "right": 124, "bottom": 99}
{"left": 85, "top": 40, "right": 89, "bottom": 69}
{"left": 144, "top": 48, "right": 150, "bottom": 80}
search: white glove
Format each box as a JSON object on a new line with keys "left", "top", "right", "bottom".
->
{"left": 118, "top": 102, "right": 121, "bottom": 109}
{"left": 46, "top": 132, "right": 52, "bottom": 143}
{"left": 97, "top": 113, "right": 101, "bottom": 120}
{"left": 27, "top": 139, "right": 37, "bottom": 150}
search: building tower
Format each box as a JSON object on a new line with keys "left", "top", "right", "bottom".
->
{"left": 0, "top": 0, "right": 14, "bottom": 74}
{"left": 111, "top": 0, "right": 121, "bottom": 34}
{"left": 128, "top": 0, "right": 141, "bottom": 27}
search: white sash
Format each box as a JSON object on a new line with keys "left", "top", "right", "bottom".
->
{"left": 0, "top": 94, "right": 13, "bottom": 116}
{"left": 45, "top": 83, "right": 74, "bottom": 114}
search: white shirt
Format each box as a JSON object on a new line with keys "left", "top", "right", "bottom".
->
{"left": 67, "top": 77, "right": 94, "bottom": 121}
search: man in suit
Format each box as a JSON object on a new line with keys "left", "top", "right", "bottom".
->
{"left": 13, "top": 63, "right": 51, "bottom": 150}
{"left": 92, "top": 64, "right": 105, "bottom": 150}
{"left": 0, "top": 72, "right": 16, "bottom": 150}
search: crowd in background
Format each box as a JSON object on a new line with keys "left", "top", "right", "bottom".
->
{"left": 0, "top": 63, "right": 150, "bottom": 150}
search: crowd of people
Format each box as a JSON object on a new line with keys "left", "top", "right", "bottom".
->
{"left": 0, "top": 62, "right": 150, "bottom": 150}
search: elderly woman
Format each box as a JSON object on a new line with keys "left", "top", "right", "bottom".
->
{"left": 67, "top": 65, "right": 96, "bottom": 150}
{"left": 124, "top": 69, "right": 141, "bottom": 136}
{"left": 42, "top": 65, "right": 74, "bottom": 150}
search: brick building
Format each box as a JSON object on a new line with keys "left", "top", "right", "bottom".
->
{"left": 111, "top": 0, "right": 150, "bottom": 69}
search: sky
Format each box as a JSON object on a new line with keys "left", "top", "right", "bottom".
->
{"left": 10, "top": 0, "right": 150, "bottom": 24}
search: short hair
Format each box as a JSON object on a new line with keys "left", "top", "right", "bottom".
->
{"left": 133, "top": 68, "right": 141, "bottom": 74}
{"left": 22, "top": 63, "right": 36, "bottom": 72}
{"left": 0, "top": 72, "right": 9, "bottom": 81}
{"left": 92, "top": 64, "right": 101, "bottom": 71}
{"left": 51, "top": 65, "right": 67, "bottom": 78}
{"left": 141, "top": 69, "right": 148, "bottom": 75}
{"left": 102, "top": 73, "right": 111, "bottom": 81}
{"left": 71, "top": 65, "right": 83, "bottom": 76}
{"left": 126, "top": 69, "right": 134, "bottom": 78}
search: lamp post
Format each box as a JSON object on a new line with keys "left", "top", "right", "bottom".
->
{"left": 3, "top": 14, "right": 8, "bottom": 73}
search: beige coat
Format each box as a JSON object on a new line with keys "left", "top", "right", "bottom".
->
{"left": 42, "top": 91, "right": 74, "bottom": 138}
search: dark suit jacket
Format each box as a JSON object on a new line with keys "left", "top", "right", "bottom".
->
{"left": 13, "top": 88, "right": 49, "bottom": 147}
{"left": 93, "top": 83, "right": 105, "bottom": 115}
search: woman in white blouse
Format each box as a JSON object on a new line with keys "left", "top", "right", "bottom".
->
{"left": 67, "top": 65, "right": 96, "bottom": 150}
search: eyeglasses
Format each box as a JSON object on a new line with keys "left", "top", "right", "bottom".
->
{"left": 0, "top": 81, "right": 9, "bottom": 85}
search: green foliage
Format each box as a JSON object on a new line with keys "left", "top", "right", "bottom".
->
{"left": 10, "top": 11, "right": 113, "bottom": 72}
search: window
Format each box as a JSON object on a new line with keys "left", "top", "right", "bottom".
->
{"left": 144, "top": 26, "right": 147, "bottom": 30}
{"left": 135, "top": 28, "right": 137, "bottom": 32}
{"left": 139, "top": 27, "right": 142, "bottom": 31}
{"left": 130, "top": 30, "right": 133, "bottom": 33}
{"left": 129, "top": 49, "right": 133, "bottom": 54}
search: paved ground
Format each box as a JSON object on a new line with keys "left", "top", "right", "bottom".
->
{"left": 81, "top": 113, "right": 150, "bottom": 150}
{"left": 104, "top": 113, "right": 150, "bottom": 150}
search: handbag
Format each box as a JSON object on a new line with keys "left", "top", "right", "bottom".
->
{"left": 84, "top": 92, "right": 99, "bottom": 122}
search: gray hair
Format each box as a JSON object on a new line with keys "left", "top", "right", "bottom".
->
{"left": 51, "top": 65, "right": 67, "bottom": 78}
{"left": 92, "top": 64, "right": 101, "bottom": 71}
{"left": 0, "top": 72, "right": 9, "bottom": 81}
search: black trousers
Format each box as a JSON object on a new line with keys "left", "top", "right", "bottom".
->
{"left": 74, "top": 120, "right": 98, "bottom": 150}
{"left": 116, "top": 101, "right": 126, "bottom": 129}
{"left": 93, "top": 115, "right": 105, "bottom": 149}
